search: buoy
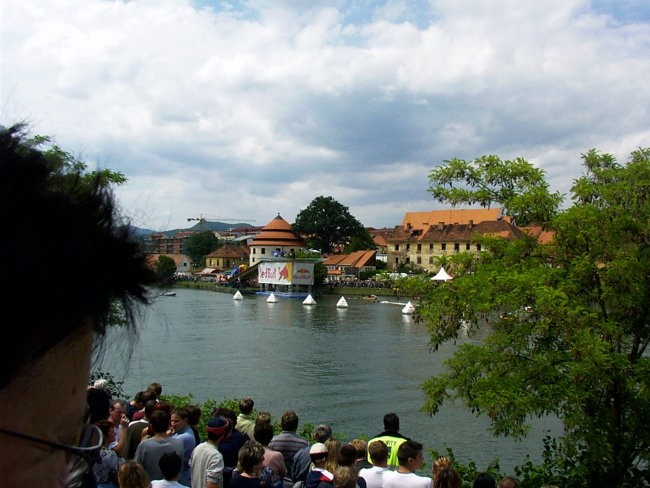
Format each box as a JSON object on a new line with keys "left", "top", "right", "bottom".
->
{"left": 402, "top": 301, "right": 415, "bottom": 315}
{"left": 266, "top": 292, "right": 278, "bottom": 303}
{"left": 336, "top": 296, "right": 348, "bottom": 308}
{"left": 233, "top": 290, "right": 243, "bottom": 300}
{"left": 303, "top": 294, "right": 316, "bottom": 305}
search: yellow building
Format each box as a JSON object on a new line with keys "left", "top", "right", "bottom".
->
{"left": 386, "top": 208, "right": 523, "bottom": 272}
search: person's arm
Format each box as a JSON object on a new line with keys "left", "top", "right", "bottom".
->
{"left": 111, "top": 414, "right": 130, "bottom": 457}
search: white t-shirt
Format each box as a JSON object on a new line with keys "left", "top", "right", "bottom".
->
{"left": 359, "top": 466, "right": 388, "bottom": 488}
{"left": 151, "top": 480, "right": 186, "bottom": 488}
{"left": 382, "top": 470, "right": 433, "bottom": 488}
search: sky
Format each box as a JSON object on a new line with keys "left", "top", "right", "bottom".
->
{"left": 2, "top": 0, "right": 649, "bottom": 231}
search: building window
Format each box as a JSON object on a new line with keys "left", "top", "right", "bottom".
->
{"left": 395, "top": 257, "right": 399, "bottom": 264}
{"left": 261, "top": 248, "right": 266, "bottom": 254}
{"left": 253, "top": 248, "right": 256, "bottom": 254}
{"left": 406, "top": 243, "right": 410, "bottom": 251}
{"left": 477, "top": 243, "right": 482, "bottom": 251}
{"left": 466, "top": 243, "right": 471, "bottom": 250}
{"left": 406, "top": 257, "right": 410, "bottom": 264}
{"left": 417, "top": 243, "right": 421, "bottom": 252}
{"left": 395, "top": 244, "right": 400, "bottom": 251}
{"left": 441, "top": 243, "right": 446, "bottom": 251}
{"left": 430, "top": 243, "right": 434, "bottom": 251}
{"left": 416, "top": 256, "right": 422, "bottom": 264}
{"left": 454, "top": 243, "right": 460, "bottom": 253}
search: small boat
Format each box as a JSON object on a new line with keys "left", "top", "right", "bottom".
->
{"left": 361, "top": 294, "right": 378, "bottom": 301}
{"left": 266, "top": 292, "right": 278, "bottom": 303}
{"left": 336, "top": 296, "right": 348, "bottom": 308}
{"left": 161, "top": 291, "right": 176, "bottom": 297}
{"left": 233, "top": 290, "right": 244, "bottom": 301}
{"left": 401, "top": 301, "right": 415, "bottom": 315}
{"left": 302, "top": 294, "right": 316, "bottom": 306}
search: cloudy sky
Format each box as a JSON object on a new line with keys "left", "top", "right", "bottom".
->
{"left": 2, "top": 0, "right": 649, "bottom": 231}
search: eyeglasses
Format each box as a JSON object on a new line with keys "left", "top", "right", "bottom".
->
{"left": 0, "top": 423, "right": 103, "bottom": 488}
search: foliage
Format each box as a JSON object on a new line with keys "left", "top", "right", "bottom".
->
{"left": 185, "top": 231, "right": 220, "bottom": 266}
{"left": 345, "top": 229, "right": 376, "bottom": 252}
{"left": 421, "top": 149, "right": 650, "bottom": 486}
{"left": 427, "top": 155, "right": 563, "bottom": 226}
{"left": 89, "top": 371, "right": 126, "bottom": 399}
{"left": 394, "top": 274, "right": 434, "bottom": 299}
{"left": 26, "top": 133, "right": 127, "bottom": 188}
{"left": 312, "top": 261, "right": 328, "bottom": 287}
{"left": 155, "top": 255, "right": 177, "bottom": 285}
{"left": 293, "top": 196, "right": 368, "bottom": 253}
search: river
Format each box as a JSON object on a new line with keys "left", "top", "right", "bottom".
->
{"left": 99, "top": 288, "right": 559, "bottom": 474}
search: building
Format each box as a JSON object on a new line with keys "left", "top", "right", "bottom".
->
{"left": 322, "top": 250, "right": 377, "bottom": 281}
{"left": 147, "top": 253, "right": 193, "bottom": 274}
{"left": 249, "top": 214, "right": 307, "bottom": 266}
{"left": 387, "top": 208, "right": 523, "bottom": 272}
{"left": 205, "top": 244, "right": 250, "bottom": 272}
{"left": 145, "top": 231, "right": 196, "bottom": 255}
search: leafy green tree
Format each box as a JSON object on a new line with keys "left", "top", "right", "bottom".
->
{"left": 421, "top": 149, "right": 650, "bottom": 487}
{"left": 155, "top": 255, "right": 177, "bottom": 285}
{"left": 428, "top": 155, "right": 563, "bottom": 225}
{"left": 345, "top": 229, "right": 376, "bottom": 252}
{"left": 293, "top": 196, "right": 368, "bottom": 253}
{"left": 185, "top": 231, "right": 220, "bottom": 266}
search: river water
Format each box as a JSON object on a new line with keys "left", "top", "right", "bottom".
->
{"left": 99, "top": 288, "right": 559, "bottom": 473}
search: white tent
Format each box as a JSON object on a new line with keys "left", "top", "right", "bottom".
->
{"left": 431, "top": 267, "right": 453, "bottom": 281}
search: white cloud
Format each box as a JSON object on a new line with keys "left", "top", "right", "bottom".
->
{"left": 2, "top": 0, "right": 649, "bottom": 230}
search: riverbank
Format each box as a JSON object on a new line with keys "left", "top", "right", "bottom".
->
{"left": 172, "top": 281, "right": 403, "bottom": 298}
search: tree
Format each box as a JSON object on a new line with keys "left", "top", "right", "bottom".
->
{"left": 428, "top": 155, "right": 563, "bottom": 225}
{"left": 345, "top": 230, "right": 376, "bottom": 252}
{"left": 420, "top": 149, "right": 650, "bottom": 487}
{"left": 155, "top": 255, "right": 177, "bottom": 285}
{"left": 293, "top": 196, "right": 369, "bottom": 253}
{"left": 184, "top": 231, "right": 220, "bottom": 266}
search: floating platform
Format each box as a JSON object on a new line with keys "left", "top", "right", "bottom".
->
{"left": 255, "top": 290, "right": 309, "bottom": 299}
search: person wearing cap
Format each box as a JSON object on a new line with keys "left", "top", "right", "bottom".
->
{"left": 292, "top": 424, "right": 333, "bottom": 484}
{"left": 305, "top": 443, "right": 333, "bottom": 488}
{"left": 190, "top": 416, "right": 229, "bottom": 488}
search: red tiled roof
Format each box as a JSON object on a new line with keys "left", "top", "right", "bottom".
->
{"left": 251, "top": 214, "right": 306, "bottom": 247}
{"left": 387, "top": 219, "right": 523, "bottom": 242}
{"left": 521, "top": 226, "right": 555, "bottom": 244}
{"left": 205, "top": 244, "right": 250, "bottom": 258}
{"left": 323, "top": 250, "right": 376, "bottom": 269}
{"left": 402, "top": 208, "right": 505, "bottom": 230}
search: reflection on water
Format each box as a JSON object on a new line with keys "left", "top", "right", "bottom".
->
{"left": 100, "top": 288, "right": 560, "bottom": 473}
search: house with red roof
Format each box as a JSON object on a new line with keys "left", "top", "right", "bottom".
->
{"left": 387, "top": 208, "right": 523, "bottom": 272}
{"left": 322, "top": 250, "right": 377, "bottom": 280}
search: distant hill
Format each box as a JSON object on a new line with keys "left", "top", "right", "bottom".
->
{"left": 133, "top": 221, "right": 256, "bottom": 238}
